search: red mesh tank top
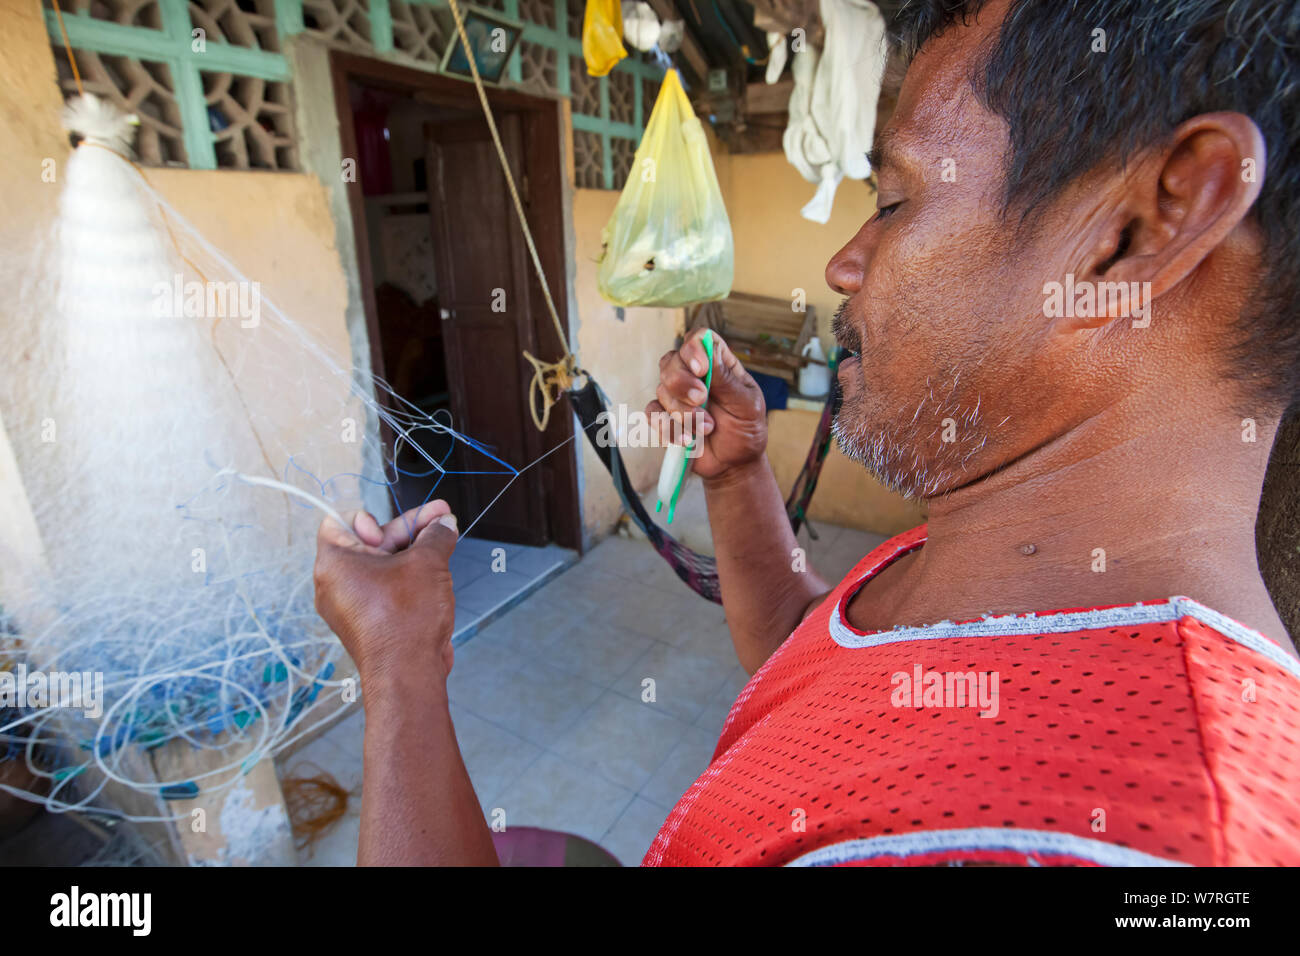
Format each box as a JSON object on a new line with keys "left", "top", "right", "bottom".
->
{"left": 644, "top": 525, "right": 1300, "bottom": 866}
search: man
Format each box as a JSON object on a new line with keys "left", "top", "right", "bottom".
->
{"left": 314, "top": 0, "right": 1300, "bottom": 866}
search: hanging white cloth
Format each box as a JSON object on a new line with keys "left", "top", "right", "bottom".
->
{"left": 765, "top": 31, "right": 789, "bottom": 84}
{"left": 782, "top": 0, "right": 886, "bottom": 223}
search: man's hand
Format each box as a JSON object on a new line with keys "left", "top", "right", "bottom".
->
{"left": 313, "top": 501, "right": 460, "bottom": 695}
{"left": 314, "top": 502, "right": 500, "bottom": 866}
{"left": 649, "top": 329, "right": 830, "bottom": 673}
{"left": 646, "top": 328, "right": 768, "bottom": 481}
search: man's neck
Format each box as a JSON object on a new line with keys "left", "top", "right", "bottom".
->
{"left": 848, "top": 392, "right": 1291, "bottom": 648}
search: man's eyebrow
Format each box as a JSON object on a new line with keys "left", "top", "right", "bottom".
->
{"left": 866, "top": 129, "right": 897, "bottom": 174}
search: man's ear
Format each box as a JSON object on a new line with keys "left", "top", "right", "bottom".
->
{"left": 1065, "top": 111, "right": 1266, "bottom": 330}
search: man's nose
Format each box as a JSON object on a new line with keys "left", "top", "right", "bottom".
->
{"left": 825, "top": 221, "right": 871, "bottom": 296}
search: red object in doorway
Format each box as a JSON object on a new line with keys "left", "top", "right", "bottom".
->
{"left": 353, "top": 93, "right": 393, "bottom": 196}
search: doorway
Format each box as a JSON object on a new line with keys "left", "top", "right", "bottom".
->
{"left": 332, "top": 52, "right": 581, "bottom": 555}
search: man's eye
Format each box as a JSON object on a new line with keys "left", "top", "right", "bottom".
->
{"left": 875, "top": 201, "right": 903, "bottom": 221}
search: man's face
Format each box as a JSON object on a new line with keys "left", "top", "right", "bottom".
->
{"left": 828, "top": 8, "right": 1091, "bottom": 498}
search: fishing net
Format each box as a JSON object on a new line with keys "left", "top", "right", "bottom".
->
{"left": 0, "top": 95, "right": 519, "bottom": 824}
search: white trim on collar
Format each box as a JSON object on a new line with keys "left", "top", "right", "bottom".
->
{"left": 829, "top": 586, "right": 1300, "bottom": 680}
{"left": 785, "top": 827, "right": 1190, "bottom": 867}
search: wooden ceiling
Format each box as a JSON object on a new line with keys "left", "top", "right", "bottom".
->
{"left": 653, "top": 0, "right": 906, "bottom": 154}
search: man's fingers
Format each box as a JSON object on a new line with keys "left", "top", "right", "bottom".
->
{"left": 692, "top": 332, "right": 763, "bottom": 420}
{"left": 669, "top": 408, "right": 712, "bottom": 445}
{"left": 666, "top": 358, "right": 709, "bottom": 403}
{"left": 378, "top": 500, "right": 451, "bottom": 553}
{"left": 646, "top": 400, "right": 715, "bottom": 445}
{"left": 659, "top": 330, "right": 751, "bottom": 412}
{"left": 679, "top": 327, "right": 720, "bottom": 378}
{"left": 687, "top": 409, "right": 715, "bottom": 442}
{"left": 657, "top": 349, "right": 706, "bottom": 405}
{"left": 353, "top": 511, "right": 383, "bottom": 547}
{"left": 656, "top": 370, "right": 707, "bottom": 415}
{"left": 319, "top": 511, "right": 369, "bottom": 551}
{"left": 645, "top": 400, "right": 673, "bottom": 445}
{"left": 414, "top": 513, "right": 459, "bottom": 563}
{"left": 681, "top": 327, "right": 740, "bottom": 380}
{"left": 655, "top": 382, "right": 690, "bottom": 417}
{"left": 692, "top": 332, "right": 751, "bottom": 401}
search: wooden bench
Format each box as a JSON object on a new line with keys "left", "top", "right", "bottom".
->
{"left": 688, "top": 291, "right": 818, "bottom": 386}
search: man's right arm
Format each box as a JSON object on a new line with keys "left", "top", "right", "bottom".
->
{"left": 704, "top": 459, "right": 830, "bottom": 673}
{"left": 648, "top": 330, "right": 830, "bottom": 674}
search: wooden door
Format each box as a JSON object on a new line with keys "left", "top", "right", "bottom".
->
{"left": 425, "top": 114, "right": 547, "bottom": 545}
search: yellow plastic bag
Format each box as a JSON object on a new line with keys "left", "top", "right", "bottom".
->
{"left": 598, "top": 70, "right": 734, "bottom": 308}
{"left": 582, "top": 0, "right": 626, "bottom": 77}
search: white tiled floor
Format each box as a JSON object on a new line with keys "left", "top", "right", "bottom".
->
{"left": 284, "top": 507, "right": 888, "bottom": 866}
{"left": 448, "top": 537, "right": 576, "bottom": 641}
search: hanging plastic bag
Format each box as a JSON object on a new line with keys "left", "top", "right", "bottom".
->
{"left": 583, "top": 0, "right": 627, "bottom": 77}
{"left": 597, "top": 69, "right": 734, "bottom": 308}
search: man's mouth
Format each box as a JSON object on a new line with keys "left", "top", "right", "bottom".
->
{"left": 831, "top": 299, "right": 863, "bottom": 360}
{"left": 835, "top": 342, "right": 861, "bottom": 383}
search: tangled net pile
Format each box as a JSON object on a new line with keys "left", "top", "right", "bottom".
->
{"left": 0, "top": 95, "right": 519, "bottom": 825}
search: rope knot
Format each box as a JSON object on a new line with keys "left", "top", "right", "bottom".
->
{"left": 523, "top": 350, "right": 582, "bottom": 432}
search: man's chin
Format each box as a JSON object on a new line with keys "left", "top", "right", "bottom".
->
{"left": 831, "top": 414, "right": 936, "bottom": 501}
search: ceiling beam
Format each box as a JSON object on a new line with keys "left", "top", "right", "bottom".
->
{"left": 746, "top": 78, "right": 793, "bottom": 114}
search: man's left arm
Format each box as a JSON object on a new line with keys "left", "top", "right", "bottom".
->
{"left": 357, "top": 676, "right": 496, "bottom": 865}
{"left": 313, "top": 504, "right": 498, "bottom": 866}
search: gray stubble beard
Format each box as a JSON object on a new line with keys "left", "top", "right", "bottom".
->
{"left": 832, "top": 373, "right": 991, "bottom": 501}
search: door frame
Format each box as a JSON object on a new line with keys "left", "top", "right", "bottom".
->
{"left": 330, "top": 50, "right": 583, "bottom": 551}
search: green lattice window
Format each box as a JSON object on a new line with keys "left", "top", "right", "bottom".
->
{"left": 45, "top": 0, "right": 663, "bottom": 183}
{"left": 44, "top": 0, "right": 299, "bottom": 169}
